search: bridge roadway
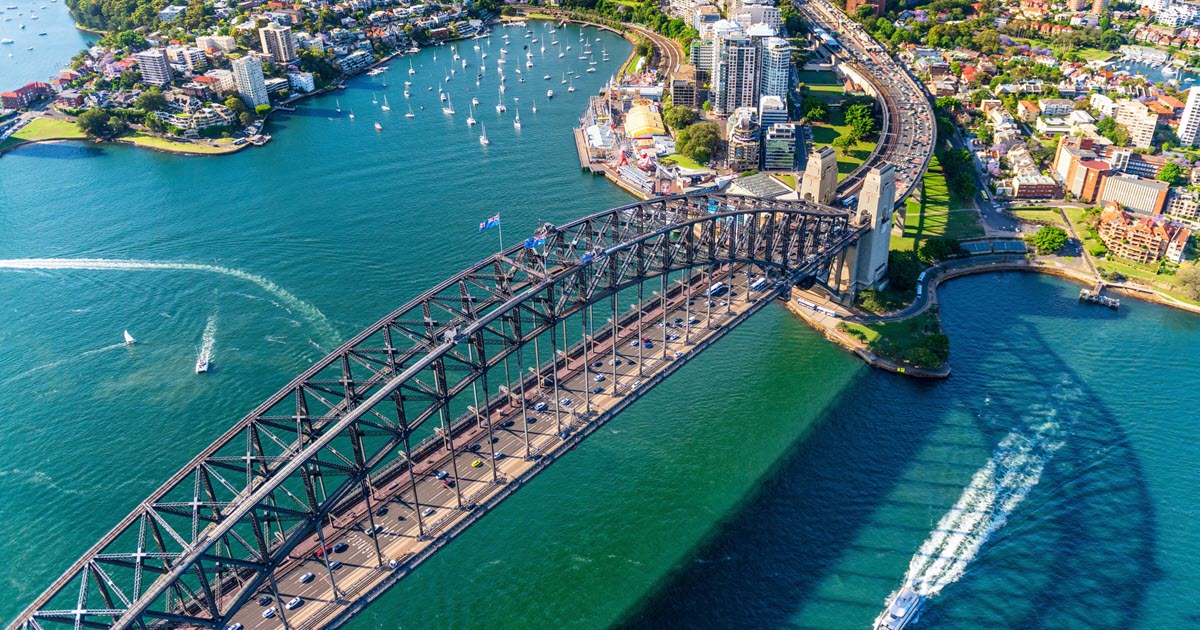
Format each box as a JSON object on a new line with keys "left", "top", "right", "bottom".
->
{"left": 796, "top": 0, "right": 936, "bottom": 206}
{"left": 222, "top": 265, "right": 783, "bottom": 629}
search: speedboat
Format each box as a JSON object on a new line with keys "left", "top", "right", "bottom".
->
{"left": 873, "top": 586, "right": 924, "bottom": 630}
{"left": 195, "top": 358, "right": 210, "bottom": 373}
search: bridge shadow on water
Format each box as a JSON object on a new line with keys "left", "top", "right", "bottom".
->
{"left": 617, "top": 273, "right": 1161, "bottom": 630}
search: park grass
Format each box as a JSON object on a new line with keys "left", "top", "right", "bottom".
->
{"left": 118, "top": 132, "right": 242, "bottom": 155}
{"left": 661, "top": 152, "right": 703, "bottom": 169}
{"left": 810, "top": 109, "right": 875, "bottom": 181}
{"left": 892, "top": 155, "right": 984, "bottom": 251}
{"left": 840, "top": 311, "right": 944, "bottom": 366}
{"left": 1078, "top": 48, "right": 1115, "bottom": 62}
{"left": 0, "top": 117, "right": 85, "bottom": 149}
{"left": 774, "top": 173, "right": 796, "bottom": 188}
{"left": 1012, "top": 208, "right": 1067, "bottom": 227}
{"left": 797, "top": 70, "right": 841, "bottom": 85}
{"left": 622, "top": 54, "right": 645, "bottom": 76}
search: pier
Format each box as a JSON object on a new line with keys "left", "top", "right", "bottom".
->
{"left": 1080, "top": 285, "right": 1120, "bottom": 309}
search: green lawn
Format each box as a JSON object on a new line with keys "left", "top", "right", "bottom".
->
{"left": 662, "top": 152, "right": 703, "bottom": 169}
{"left": 810, "top": 110, "right": 875, "bottom": 181}
{"left": 1012, "top": 208, "right": 1066, "bottom": 227}
{"left": 797, "top": 70, "right": 841, "bottom": 85}
{"left": 840, "top": 311, "right": 946, "bottom": 367}
{"left": 120, "top": 132, "right": 242, "bottom": 155}
{"left": 774, "top": 173, "right": 796, "bottom": 188}
{"left": 892, "top": 155, "right": 984, "bottom": 251}
{"left": 1077, "top": 48, "right": 1115, "bottom": 62}
{"left": 0, "top": 117, "right": 85, "bottom": 149}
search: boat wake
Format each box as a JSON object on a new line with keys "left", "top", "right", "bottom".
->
{"left": 197, "top": 313, "right": 217, "bottom": 369}
{"left": 0, "top": 258, "right": 336, "bottom": 343}
{"left": 7, "top": 342, "right": 127, "bottom": 383}
{"left": 879, "top": 386, "right": 1077, "bottom": 621}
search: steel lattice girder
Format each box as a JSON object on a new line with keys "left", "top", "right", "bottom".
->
{"left": 12, "top": 193, "right": 863, "bottom": 630}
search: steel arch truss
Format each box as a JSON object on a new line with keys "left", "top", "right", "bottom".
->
{"left": 13, "top": 193, "right": 862, "bottom": 630}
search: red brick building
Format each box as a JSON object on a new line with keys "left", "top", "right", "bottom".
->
{"left": 1, "top": 82, "right": 51, "bottom": 110}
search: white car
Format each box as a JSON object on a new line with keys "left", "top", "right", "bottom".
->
{"left": 262, "top": 608, "right": 277, "bottom": 619}
{"left": 299, "top": 572, "right": 315, "bottom": 584}
{"left": 286, "top": 596, "right": 303, "bottom": 610}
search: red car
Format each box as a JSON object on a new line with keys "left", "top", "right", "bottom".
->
{"left": 314, "top": 544, "right": 333, "bottom": 558}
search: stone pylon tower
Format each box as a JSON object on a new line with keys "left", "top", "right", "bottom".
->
{"left": 799, "top": 146, "right": 838, "bottom": 205}
{"left": 851, "top": 164, "right": 897, "bottom": 292}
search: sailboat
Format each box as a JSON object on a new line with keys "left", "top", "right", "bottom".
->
{"left": 406, "top": 104, "right": 415, "bottom": 118}
{"left": 409, "top": 59, "right": 416, "bottom": 75}
{"left": 381, "top": 95, "right": 391, "bottom": 111}
{"left": 532, "top": 98, "right": 537, "bottom": 113}
{"left": 372, "top": 92, "right": 378, "bottom": 104}
{"left": 123, "top": 330, "right": 136, "bottom": 345}
{"left": 561, "top": 73, "right": 567, "bottom": 85}
{"left": 480, "top": 124, "right": 490, "bottom": 145}
{"left": 496, "top": 88, "right": 506, "bottom": 112}
{"left": 335, "top": 99, "right": 341, "bottom": 113}
{"left": 513, "top": 107, "right": 521, "bottom": 130}
{"left": 467, "top": 102, "right": 477, "bottom": 126}
{"left": 381, "top": 72, "right": 388, "bottom": 88}
{"left": 349, "top": 109, "right": 355, "bottom": 119}
{"left": 568, "top": 77, "right": 575, "bottom": 92}
{"left": 375, "top": 121, "right": 383, "bottom": 131}
{"left": 443, "top": 93, "right": 455, "bottom": 115}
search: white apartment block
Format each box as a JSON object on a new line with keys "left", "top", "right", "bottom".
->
{"left": 135, "top": 48, "right": 172, "bottom": 87}
{"left": 232, "top": 55, "right": 269, "bottom": 108}
{"left": 1115, "top": 99, "right": 1159, "bottom": 148}
{"left": 1178, "top": 87, "right": 1200, "bottom": 147}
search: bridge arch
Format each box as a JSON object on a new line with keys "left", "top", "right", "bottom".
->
{"left": 13, "top": 194, "right": 863, "bottom": 630}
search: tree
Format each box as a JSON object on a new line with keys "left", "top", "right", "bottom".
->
{"left": 675, "top": 121, "right": 720, "bottom": 164}
{"left": 1027, "top": 225, "right": 1069, "bottom": 254}
{"left": 801, "top": 95, "right": 828, "bottom": 122}
{"left": 844, "top": 103, "right": 877, "bottom": 140}
{"left": 1176, "top": 263, "right": 1200, "bottom": 300}
{"left": 663, "top": 105, "right": 697, "bottom": 131}
{"left": 135, "top": 88, "right": 168, "bottom": 112}
{"left": 918, "top": 239, "right": 961, "bottom": 263}
{"left": 701, "top": 100, "right": 712, "bottom": 112}
{"left": 887, "top": 250, "right": 923, "bottom": 291}
{"left": 77, "top": 108, "right": 128, "bottom": 138}
{"left": 832, "top": 134, "right": 857, "bottom": 151}
{"left": 1158, "top": 162, "right": 1185, "bottom": 185}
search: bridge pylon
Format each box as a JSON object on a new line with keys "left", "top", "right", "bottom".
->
{"left": 831, "top": 164, "right": 897, "bottom": 301}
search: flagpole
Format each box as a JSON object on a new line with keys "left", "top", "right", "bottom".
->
{"left": 498, "top": 218, "right": 505, "bottom": 252}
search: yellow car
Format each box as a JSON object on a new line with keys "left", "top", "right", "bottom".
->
{"left": 471, "top": 459, "right": 483, "bottom": 468}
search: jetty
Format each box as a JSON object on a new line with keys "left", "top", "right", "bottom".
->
{"left": 1080, "top": 285, "right": 1120, "bottom": 309}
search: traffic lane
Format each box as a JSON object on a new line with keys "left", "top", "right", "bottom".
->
{"left": 236, "top": 274, "right": 756, "bottom": 622}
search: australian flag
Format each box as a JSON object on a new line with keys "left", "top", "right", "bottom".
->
{"left": 523, "top": 234, "right": 546, "bottom": 249}
{"left": 479, "top": 214, "right": 501, "bottom": 231}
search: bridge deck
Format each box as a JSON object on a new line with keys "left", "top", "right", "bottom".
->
{"left": 224, "top": 266, "right": 783, "bottom": 629}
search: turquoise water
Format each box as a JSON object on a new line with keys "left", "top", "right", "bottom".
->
{"left": 2, "top": 20, "right": 1200, "bottom": 630}
{"left": 0, "top": 0, "right": 93, "bottom": 89}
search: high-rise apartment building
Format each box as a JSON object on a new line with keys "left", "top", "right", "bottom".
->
{"left": 135, "top": 48, "right": 172, "bottom": 87}
{"left": 758, "top": 37, "right": 790, "bottom": 102}
{"left": 259, "top": 23, "right": 298, "bottom": 64}
{"left": 232, "top": 55, "right": 269, "bottom": 108}
{"left": 1177, "top": 87, "right": 1200, "bottom": 147}
{"left": 712, "top": 31, "right": 759, "bottom": 115}
{"left": 1115, "top": 99, "right": 1158, "bottom": 149}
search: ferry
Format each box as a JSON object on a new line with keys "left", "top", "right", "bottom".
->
{"left": 874, "top": 586, "right": 924, "bottom": 630}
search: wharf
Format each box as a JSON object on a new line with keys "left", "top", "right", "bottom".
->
{"left": 1080, "top": 286, "right": 1120, "bottom": 309}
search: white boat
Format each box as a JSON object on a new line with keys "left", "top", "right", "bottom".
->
{"left": 526, "top": 60, "right": 534, "bottom": 68}
{"left": 375, "top": 121, "right": 383, "bottom": 130}
{"left": 532, "top": 98, "right": 537, "bottom": 113}
{"left": 0, "top": 38, "right": 11, "bottom": 44}
{"left": 472, "top": 97, "right": 480, "bottom": 106}
{"left": 547, "top": 89, "right": 554, "bottom": 99}
{"left": 874, "top": 586, "right": 924, "bottom": 630}
{"left": 405, "top": 80, "right": 411, "bottom": 86}
{"left": 409, "top": 60, "right": 416, "bottom": 75}
{"left": 404, "top": 89, "right": 410, "bottom": 98}
{"left": 586, "top": 66, "right": 596, "bottom": 73}
{"left": 335, "top": 99, "right": 341, "bottom": 113}
{"left": 381, "top": 96, "right": 391, "bottom": 111}
{"left": 443, "top": 94, "right": 455, "bottom": 115}
{"left": 349, "top": 109, "right": 355, "bottom": 119}
{"left": 462, "top": 59, "right": 467, "bottom": 68}
{"left": 482, "top": 51, "right": 488, "bottom": 58}
{"left": 561, "top": 73, "right": 566, "bottom": 84}
{"left": 372, "top": 92, "right": 378, "bottom": 104}
{"left": 513, "top": 107, "right": 521, "bottom": 130}
{"left": 123, "top": 330, "right": 136, "bottom": 345}
{"left": 499, "top": 83, "right": 505, "bottom": 94}
{"left": 480, "top": 124, "right": 490, "bottom": 145}
{"left": 195, "top": 357, "right": 210, "bottom": 373}
{"left": 544, "top": 74, "right": 552, "bottom": 80}
{"left": 500, "top": 48, "right": 508, "bottom": 54}
{"left": 467, "top": 102, "right": 477, "bottom": 125}
{"left": 496, "top": 89, "right": 506, "bottom": 112}
{"left": 568, "top": 78, "right": 575, "bottom": 92}
{"left": 406, "top": 104, "right": 415, "bottom": 118}
{"left": 566, "top": 45, "right": 572, "bottom": 51}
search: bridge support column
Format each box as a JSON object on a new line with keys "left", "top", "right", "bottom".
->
{"left": 841, "top": 165, "right": 897, "bottom": 303}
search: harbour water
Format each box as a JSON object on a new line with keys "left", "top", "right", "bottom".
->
{"left": 0, "top": 0, "right": 94, "bottom": 89}
{"left": 1, "top": 20, "right": 1199, "bottom": 630}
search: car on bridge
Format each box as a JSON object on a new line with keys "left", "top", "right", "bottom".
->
{"left": 314, "top": 544, "right": 333, "bottom": 558}
{"left": 299, "top": 572, "right": 315, "bottom": 584}
{"left": 285, "top": 596, "right": 303, "bottom": 610}
{"left": 333, "top": 541, "right": 348, "bottom": 553}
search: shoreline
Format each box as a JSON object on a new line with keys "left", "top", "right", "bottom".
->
{"left": 786, "top": 258, "right": 1200, "bottom": 379}
{"left": 0, "top": 128, "right": 250, "bottom": 156}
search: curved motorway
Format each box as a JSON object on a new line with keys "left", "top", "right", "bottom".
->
{"left": 794, "top": 0, "right": 936, "bottom": 207}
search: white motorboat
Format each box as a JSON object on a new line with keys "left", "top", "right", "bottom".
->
{"left": 873, "top": 586, "right": 924, "bottom": 630}
{"left": 195, "top": 358, "right": 210, "bottom": 373}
